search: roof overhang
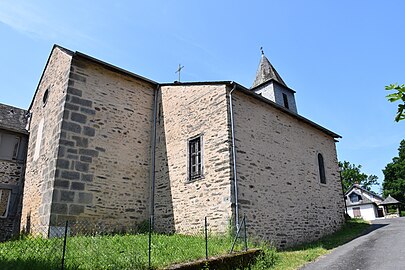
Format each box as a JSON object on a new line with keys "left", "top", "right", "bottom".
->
{"left": 29, "top": 44, "right": 158, "bottom": 111}
{"left": 232, "top": 82, "right": 341, "bottom": 139}
{"left": 251, "top": 79, "right": 296, "bottom": 93}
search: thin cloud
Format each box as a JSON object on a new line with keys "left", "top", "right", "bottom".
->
{"left": 0, "top": 1, "right": 97, "bottom": 44}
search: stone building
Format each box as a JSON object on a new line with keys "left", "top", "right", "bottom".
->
{"left": 11, "top": 45, "right": 344, "bottom": 247}
{"left": 0, "top": 103, "right": 28, "bottom": 241}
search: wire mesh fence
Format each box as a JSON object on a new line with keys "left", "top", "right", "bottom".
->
{"left": 0, "top": 216, "right": 249, "bottom": 270}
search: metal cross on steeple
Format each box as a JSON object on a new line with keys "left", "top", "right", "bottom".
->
{"left": 175, "top": 64, "right": 184, "bottom": 82}
{"left": 260, "top": 47, "right": 264, "bottom": 55}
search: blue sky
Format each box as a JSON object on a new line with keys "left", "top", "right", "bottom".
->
{"left": 0, "top": 0, "right": 403, "bottom": 193}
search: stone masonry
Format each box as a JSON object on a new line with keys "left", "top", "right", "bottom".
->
{"left": 21, "top": 47, "right": 73, "bottom": 233}
{"left": 232, "top": 91, "right": 344, "bottom": 248}
{"left": 0, "top": 103, "right": 28, "bottom": 241}
{"left": 51, "top": 55, "right": 155, "bottom": 227}
{"left": 14, "top": 45, "right": 345, "bottom": 248}
{"left": 22, "top": 46, "right": 156, "bottom": 235}
{"left": 154, "top": 84, "right": 233, "bottom": 234}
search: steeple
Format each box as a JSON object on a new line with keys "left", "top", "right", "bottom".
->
{"left": 252, "top": 49, "right": 287, "bottom": 88}
{"left": 251, "top": 48, "right": 298, "bottom": 113}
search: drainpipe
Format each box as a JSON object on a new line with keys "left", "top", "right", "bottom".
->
{"left": 150, "top": 84, "right": 159, "bottom": 228}
{"left": 228, "top": 83, "right": 239, "bottom": 230}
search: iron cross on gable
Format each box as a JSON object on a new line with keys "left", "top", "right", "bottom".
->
{"left": 175, "top": 64, "right": 184, "bottom": 82}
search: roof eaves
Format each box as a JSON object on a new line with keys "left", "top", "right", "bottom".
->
{"left": 0, "top": 125, "right": 29, "bottom": 135}
{"left": 234, "top": 85, "right": 341, "bottom": 139}
{"left": 347, "top": 201, "right": 377, "bottom": 207}
{"left": 344, "top": 184, "right": 384, "bottom": 200}
{"left": 160, "top": 81, "right": 233, "bottom": 87}
{"left": 73, "top": 51, "right": 158, "bottom": 86}
{"left": 251, "top": 79, "right": 296, "bottom": 93}
{"left": 28, "top": 44, "right": 74, "bottom": 111}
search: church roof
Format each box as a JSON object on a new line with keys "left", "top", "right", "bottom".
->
{"left": 380, "top": 194, "right": 401, "bottom": 205}
{"left": 162, "top": 81, "right": 341, "bottom": 138}
{"left": 29, "top": 45, "right": 158, "bottom": 111}
{"left": 252, "top": 53, "right": 287, "bottom": 88}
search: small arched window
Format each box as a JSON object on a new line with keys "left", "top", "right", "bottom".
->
{"left": 318, "top": 153, "right": 326, "bottom": 184}
{"left": 42, "top": 88, "right": 49, "bottom": 107}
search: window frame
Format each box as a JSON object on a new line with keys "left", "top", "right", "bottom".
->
{"left": 317, "top": 153, "right": 326, "bottom": 184}
{"left": 350, "top": 193, "right": 360, "bottom": 203}
{"left": 0, "top": 189, "right": 11, "bottom": 218}
{"left": 353, "top": 207, "right": 361, "bottom": 218}
{"left": 0, "top": 132, "right": 21, "bottom": 161}
{"left": 282, "top": 93, "right": 289, "bottom": 109}
{"left": 187, "top": 134, "right": 204, "bottom": 182}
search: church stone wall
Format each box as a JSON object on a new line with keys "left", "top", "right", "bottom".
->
{"left": 21, "top": 47, "right": 72, "bottom": 233}
{"left": 49, "top": 56, "right": 155, "bottom": 228}
{"left": 154, "top": 84, "right": 233, "bottom": 235}
{"left": 232, "top": 91, "right": 344, "bottom": 248}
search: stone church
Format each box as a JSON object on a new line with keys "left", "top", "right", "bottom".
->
{"left": 1, "top": 45, "right": 345, "bottom": 248}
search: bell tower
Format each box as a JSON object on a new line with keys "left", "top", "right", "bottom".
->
{"left": 251, "top": 50, "right": 297, "bottom": 113}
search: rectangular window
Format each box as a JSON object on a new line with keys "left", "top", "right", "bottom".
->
{"left": 350, "top": 193, "right": 359, "bottom": 203}
{"left": 0, "top": 132, "right": 21, "bottom": 161}
{"left": 282, "top": 93, "right": 289, "bottom": 109}
{"left": 0, "top": 189, "right": 11, "bottom": 218}
{"left": 353, "top": 207, "right": 361, "bottom": 218}
{"left": 188, "top": 135, "right": 203, "bottom": 180}
{"left": 318, "top": 153, "right": 326, "bottom": 184}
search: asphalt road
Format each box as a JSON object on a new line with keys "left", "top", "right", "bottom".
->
{"left": 300, "top": 217, "right": 405, "bottom": 270}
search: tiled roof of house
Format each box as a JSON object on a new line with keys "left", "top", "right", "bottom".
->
{"left": 344, "top": 184, "right": 384, "bottom": 201}
{"left": 346, "top": 190, "right": 376, "bottom": 207}
{"left": 0, "top": 103, "right": 28, "bottom": 134}
{"left": 380, "top": 194, "right": 401, "bottom": 205}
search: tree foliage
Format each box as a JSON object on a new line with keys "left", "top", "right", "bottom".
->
{"left": 382, "top": 140, "right": 405, "bottom": 203}
{"left": 339, "top": 161, "right": 378, "bottom": 193}
{"left": 385, "top": 83, "right": 405, "bottom": 122}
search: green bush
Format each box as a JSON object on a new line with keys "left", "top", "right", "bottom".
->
{"left": 251, "top": 247, "right": 279, "bottom": 270}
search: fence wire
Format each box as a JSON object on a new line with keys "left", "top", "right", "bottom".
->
{"left": 0, "top": 216, "right": 249, "bottom": 270}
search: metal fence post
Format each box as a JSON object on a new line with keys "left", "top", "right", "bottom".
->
{"left": 61, "top": 221, "right": 68, "bottom": 270}
{"left": 243, "top": 214, "right": 247, "bottom": 251}
{"left": 148, "top": 215, "right": 152, "bottom": 269}
{"left": 205, "top": 217, "right": 208, "bottom": 260}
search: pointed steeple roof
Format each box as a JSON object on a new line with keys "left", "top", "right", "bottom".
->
{"left": 380, "top": 194, "right": 401, "bottom": 205}
{"left": 252, "top": 50, "right": 287, "bottom": 88}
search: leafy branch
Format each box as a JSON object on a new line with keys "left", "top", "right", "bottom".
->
{"left": 385, "top": 83, "right": 405, "bottom": 122}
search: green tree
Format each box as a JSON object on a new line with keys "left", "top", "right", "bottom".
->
{"left": 339, "top": 161, "right": 379, "bottom": 193}
{"left": 382, "top": 140, "right": 405, "bottom": 203}
{"left": 385, "top": 83, "right": 405, "bottom": 122}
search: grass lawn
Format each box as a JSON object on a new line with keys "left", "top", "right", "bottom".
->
{"left": 0, "top": 232, "right": 245, "bottom": 270}
{"left": 253, "top": 219, "right": 370, "bottom": 270}
{"left": 0, "top": 219, "right": 370, "bottom": 270}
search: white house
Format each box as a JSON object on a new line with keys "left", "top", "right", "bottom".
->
{"left": 345, "top": 184, "right": 384, "bottom": 221}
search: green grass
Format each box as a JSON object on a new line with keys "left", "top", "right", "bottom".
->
{"left": 251, "top": 219, "right": 370, "bottom": 270}
{"left": 0, "top": 219, "right": 370, "bottom": 270}
{"left": 0, "top": 233, "right": 244, "bottom": 270}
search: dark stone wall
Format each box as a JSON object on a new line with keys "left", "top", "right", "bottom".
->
{"left": 50, "top": 56, "right": 155, "bottom": 228}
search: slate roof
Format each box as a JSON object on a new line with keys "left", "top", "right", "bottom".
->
{"left": 346, "top": 190, "right": 377, "bottom": 207}
{"left": 0, "top": 103, "right": 28, "bottom": 134}
{"left": 380, "top": 194, "right": 401, "bottom": 205}
{"left": 32, "top": 45, "right": 340, "bottom": 140}
{"left": 29, "top": 45, "right": 158, "bottom": 111}
{"left": 252, "top": 53, "right": 287, "bottom": 88}
{"left": 344, "top": 184, "right": 384, "bottom": 201}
